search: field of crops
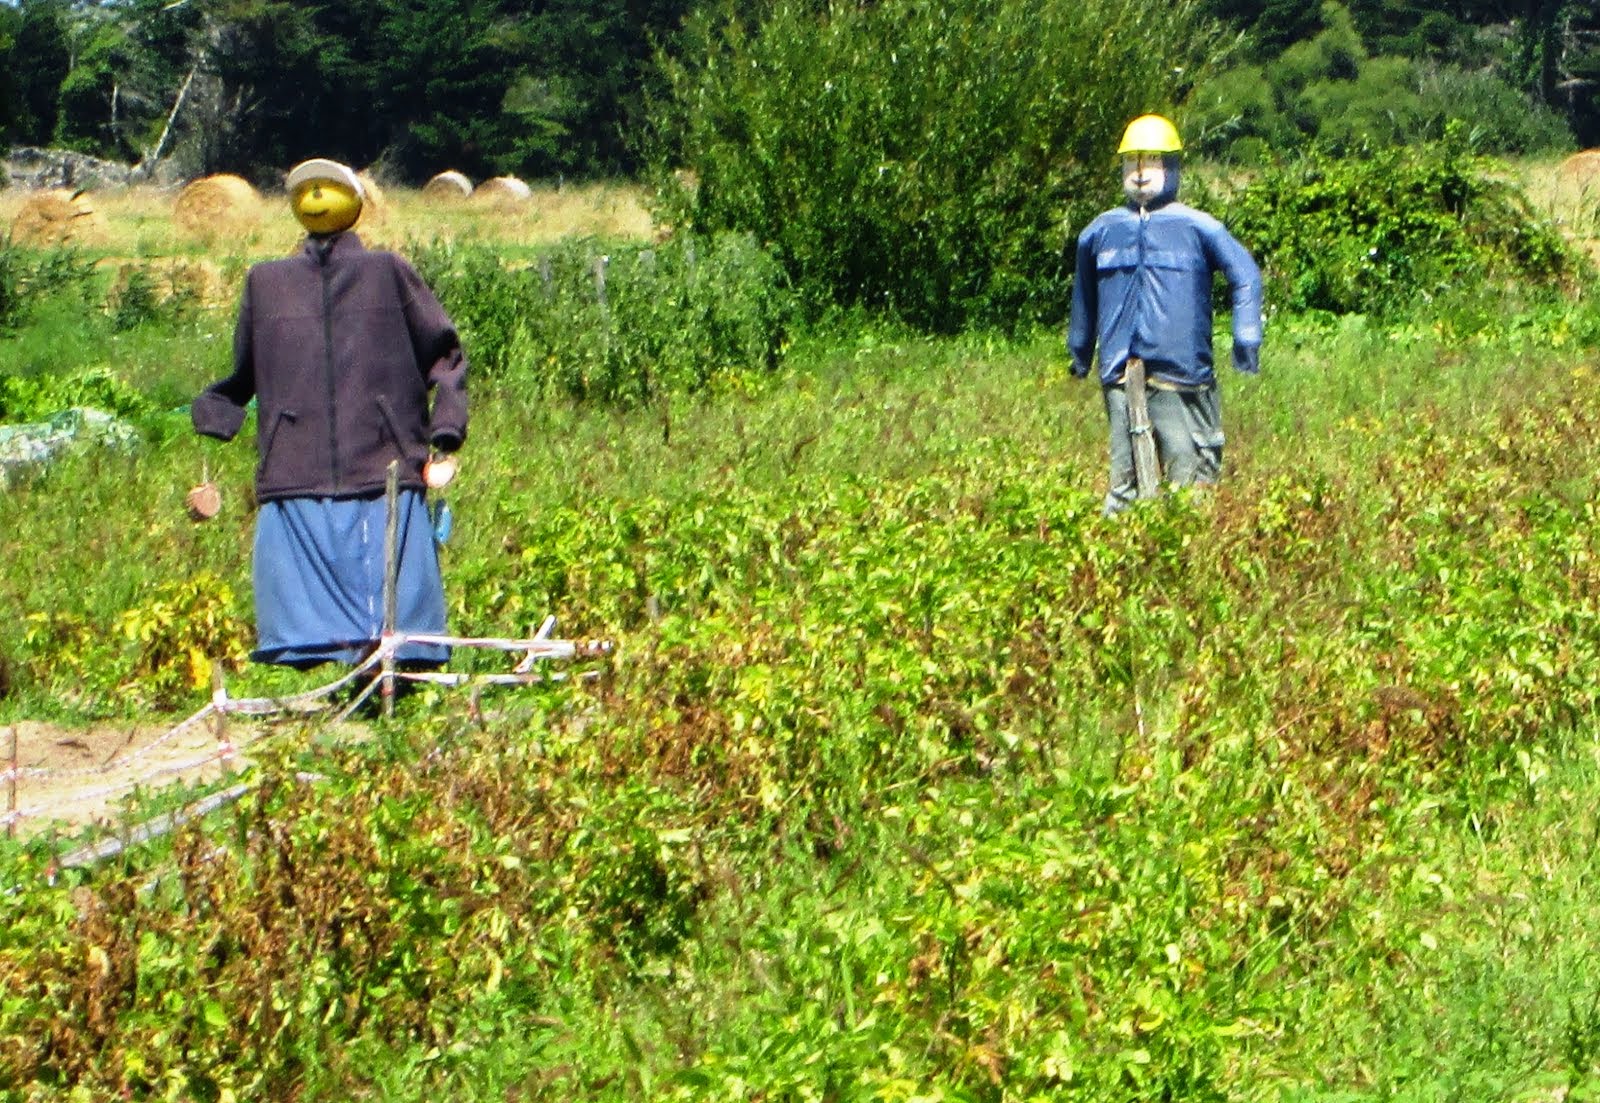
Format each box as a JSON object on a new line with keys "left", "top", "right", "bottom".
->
{"left": 3, "top": 163, "right": 1600, "bottom": 1100}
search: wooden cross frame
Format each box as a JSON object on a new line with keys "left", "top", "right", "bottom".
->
{"left": 1124, "top": 357, "right": 1161, "bottom": 500}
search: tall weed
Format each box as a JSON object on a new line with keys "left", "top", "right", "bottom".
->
{"left": 0, "top": 236, "right": 98, "bottom": 332}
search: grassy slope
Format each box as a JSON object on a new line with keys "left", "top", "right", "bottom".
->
{"left": 3, "top": 175, "right": 1600, "bottom": 1100}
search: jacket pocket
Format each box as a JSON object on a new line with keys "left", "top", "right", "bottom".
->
{"left": 375, "top": 395, "right": 413, "bottom": 460}
{"left": 260, "top": 409, "right": 297, "bottom": 463}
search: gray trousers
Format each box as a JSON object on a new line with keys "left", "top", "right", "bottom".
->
{"left": 1102, "top": 382, "right": 1224, "bottom": 515}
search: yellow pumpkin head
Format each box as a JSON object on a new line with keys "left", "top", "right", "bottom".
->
{"left": 285, "top": 158, "right": 364, "bottom": 235}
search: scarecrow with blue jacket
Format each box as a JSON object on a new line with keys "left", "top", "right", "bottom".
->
{"left": 191, "top": 159, "right": 467, "bottom": 667}
{"left": 1069, "top": 114, "right": 1263, "bottom": 515}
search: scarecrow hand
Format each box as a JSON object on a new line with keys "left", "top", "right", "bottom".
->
{"left": 1233, "top": 344, "right": 1260, "bottom": 375}
{"left": 424, "top": 455, "right": 458, "bottom": 489}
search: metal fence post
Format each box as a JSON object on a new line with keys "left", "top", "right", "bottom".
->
{"left": 382, "top": 460, "right": 400, "bottom": 718}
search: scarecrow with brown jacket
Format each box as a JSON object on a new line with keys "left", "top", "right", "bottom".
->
{"left": 192, "top": 158, "right": 467, "bottom": 667}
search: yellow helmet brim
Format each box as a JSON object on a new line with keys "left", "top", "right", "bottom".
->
{"left": 1117, "top": 114, "right": 1183, "bottom": 155}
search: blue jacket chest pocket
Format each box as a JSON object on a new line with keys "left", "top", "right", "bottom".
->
{"left": 1096, "top": 247, "right": 1139, "bottom": 273}
{"left": 1139, "top": 248, "right": 1209, "bottom": 273}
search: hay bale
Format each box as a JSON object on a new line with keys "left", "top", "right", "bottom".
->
{"left": 173, "top": 174, "right": 262, "bottom": 239}
{"left": 105, "top": 258, "right": 230, "bottom": 310}
{"left": 9, "top": 188, "right": 104, "bottom": 247}
{"left": 472, "top": 175, "right": 532, "bottom": 206}
{"left": 1558, "top": 150, "right": 1600, "bottom": 189}
{"left": 422, "top": 170, "right": 473, "bottom": 200}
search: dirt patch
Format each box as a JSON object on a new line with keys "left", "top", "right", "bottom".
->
{"left": 2, "top": 706, "right": 375, "bottom": 838}
{"left": 2, "top": 716, "right": 254, "bottom": 836}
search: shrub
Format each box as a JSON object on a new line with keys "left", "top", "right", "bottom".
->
{"left": 1210, "top": 130, "right": 1586, "bottom": 316}
{"left": 1413, "top": 65, "right": 1574, "bottom": 156}
{"left": 107, "top": 264, "right": 196, "bottom": 332}
{"left": 412, "top": 232, "right": 795, "bottom": 404}
{"left": 0, "top": 234, "right": 98, "bottom": 332}
{"left": 0, "top": 363, "right": 150, "bottom": 421}
{"left": 651, "top": 0, "right": 1228, "bottom": 332}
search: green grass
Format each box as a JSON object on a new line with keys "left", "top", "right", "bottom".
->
{"left": 5, "top": 260, "right": 1600, "bottom": 1099}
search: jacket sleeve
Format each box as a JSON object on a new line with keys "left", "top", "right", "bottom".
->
{"left": 1203, "top": 222, "right": 1263, "bottom": 374}
{"left": 395, "top": 256, "right": 469, "bottom": 452}
{"left": 191, "top": 273, "right": 257, "bottom": 440}
{"left": 1067, "top": 225, "right": 1098, "bottom": 378}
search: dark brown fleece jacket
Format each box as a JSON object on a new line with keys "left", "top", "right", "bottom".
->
{"left": 192, "top": 232, "right": 467, "bottom": 501}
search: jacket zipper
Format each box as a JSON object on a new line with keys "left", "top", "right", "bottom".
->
{"left": 318, "top": 247, "right": 340, "bottom": 491}
{"left": 1131, "top": 207, "right": 1149, "bottom": 362}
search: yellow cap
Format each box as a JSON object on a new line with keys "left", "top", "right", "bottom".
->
{"left": 1117, "top": 114, "right": 1183, "bottom": 155}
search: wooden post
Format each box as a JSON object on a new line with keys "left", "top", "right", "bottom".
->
{"left": 6, "top": 726, "right": 16, "bottom": 839}
{"left": 211, "top": 663, "right": 232, "bottom": 776}
{"left": 1124, "top": 357, "right": 1161, "bottom": 500}
{"left": 381, "top": 460, "right": 400, "bottom": 718}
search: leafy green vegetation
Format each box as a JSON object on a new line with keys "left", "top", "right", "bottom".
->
{"left": 412, "top": 232, "right": 795, "bottom": 401}
{"left": 1205, "top": 132, "right": 1589, "bottom": 316}
{"left": 4, "top": 216, "right": 1600, "bottom": 1096}
{"left": 3, "top": 0, "right": 1596, "bottom": 188}
{"left": 1189, "top": 0, "right": 1593, "bottom": 158}
{"left": 3, "top": 121, "right": 1600, "bottom": 1100}
{"left": 652, "top": 0, "right": 1226, "bottom": 331}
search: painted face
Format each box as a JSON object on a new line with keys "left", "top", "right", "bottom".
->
{"left": 1121, "top": 154, "right": 1167, "bottom": 208}
{"left": 292, "top": 180, "right": 362, "bottom": 235}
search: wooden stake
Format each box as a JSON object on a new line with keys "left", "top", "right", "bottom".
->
{"left": 1124, "top": 357, "right": 1161, "bottom": 500}
{"left": 382, "top": 460, "right": 400, "bottom": 718}
{"left": 7, "top": 726, "right": 16, "bottom": 839}
{"left": 211, "top": 662, "right": 231, "bottom": 776}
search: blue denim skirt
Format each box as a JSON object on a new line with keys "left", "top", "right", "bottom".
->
{"left": 251, "top": 490, "right": 449, "bottom": 667}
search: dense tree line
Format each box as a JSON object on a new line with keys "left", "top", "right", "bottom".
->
{"left": 0, "top": 0, "right": 1595, "bottom": 185}
{"left": 1200, "top": 0, "right": 1599, "bottom": 145}
{"left": 0, "top": 0, "right": 723, "bottom": 183}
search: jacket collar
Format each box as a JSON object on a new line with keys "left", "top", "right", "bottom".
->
{"left": 301, "top": 230, "right": 366, "bottom": 265}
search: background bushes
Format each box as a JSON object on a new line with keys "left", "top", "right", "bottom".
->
{"left": 412, "top": 231, "right": 794, "bottom": 404}
{"left": 649, "top": 0, "right": 1228, "bottom": 333}
{"left": 1209, "top": 132, "right": 1586, "bottom": 316}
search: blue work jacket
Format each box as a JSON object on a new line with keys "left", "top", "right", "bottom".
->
{"left": 1068, "top": 199, "right": 1263, "bottom": 387}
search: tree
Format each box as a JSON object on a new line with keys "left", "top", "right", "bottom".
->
{"left": 0, "top": 5, "right": 22, "bottom": 145}
{"left": 7, "top": 0, "right": 72, "bottom": 148}
{"left": 1200, "top": 0, "right": 1323, "bottom": 55}
{"left": 654, "top": 0, "right": 1229, "bottom": 331}
{"left": 504, "top": 0, "right": 699, "bottom": 177}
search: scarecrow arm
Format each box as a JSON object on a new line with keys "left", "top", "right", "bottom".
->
{"left": 1067, "top": 225, "right": 1100, "bottom": 378}
{"left": 1203, "top": 222, "right": 1263, "bottom": 374}
{"left": 191, "top": 275, "right": 257, "bottom": 440}
{"left": 395, "top": 256, "right": 468, "bottom": 452}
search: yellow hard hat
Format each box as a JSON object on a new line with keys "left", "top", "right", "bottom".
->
{"left": 1117, "top": 115, "right": 1183, "bottom": 155}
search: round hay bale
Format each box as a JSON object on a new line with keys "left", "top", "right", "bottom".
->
{"left": 1558, "top": 150, "right": 1600, "bottom": 188}
{"left": 173, "top": 174, "right": 262, "bottom": 239}
{"left": 165, "top": 258, "right": 230, "bottom": 308}
{"left": 9, "top": 188, "right": 104, "bottom": 247}
{"left": 422, "top": 170, "right": 473, "bottom": 200}
{"left": 472, "top": 175, "right": 532, "bottom": 206}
